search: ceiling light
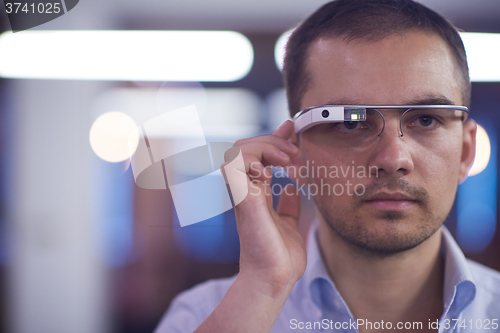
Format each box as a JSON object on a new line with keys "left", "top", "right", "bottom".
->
{"left": 0, "top": 30, "right": 253, "bottom": 82}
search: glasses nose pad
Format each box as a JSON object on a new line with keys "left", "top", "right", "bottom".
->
{"left": 372, "top": 109, "right": 386, "bottom": 137}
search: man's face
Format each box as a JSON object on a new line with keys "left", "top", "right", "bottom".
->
{"left": 296, "top": 31, "right": 475, "bottom": 254}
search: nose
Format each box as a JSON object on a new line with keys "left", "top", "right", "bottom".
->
{"left": 368, "top": 117, "right": 414, "bottom": 177}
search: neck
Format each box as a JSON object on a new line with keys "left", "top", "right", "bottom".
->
{"left": 317, "top": 217, "right": 444, "bottom": 331}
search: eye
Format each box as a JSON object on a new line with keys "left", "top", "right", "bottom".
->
{"left": 417, "top": 115, "right": 435, "bottom": 127}
{"left": 343, "top": 121, "right": 359, "bottom": 130}
{"left": 327, "top": 120, "right": 368, "bottom": 134}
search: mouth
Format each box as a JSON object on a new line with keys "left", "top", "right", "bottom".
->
{"left": 363, "top": 192, "right": 418, "bottom": 211}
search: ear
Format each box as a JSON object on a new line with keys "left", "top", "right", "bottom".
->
{"left": 458, "top": 118, "right": 477, "bottom": 184}
{"left": 285, "top": 130, "right": 309, "bottom": 187}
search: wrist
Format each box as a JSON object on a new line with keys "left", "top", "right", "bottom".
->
{"left": 195, "top": 272, "right": 295, "bottom": 333}
{"left": 236, "top": 270, "right": 296, "bottom": 301}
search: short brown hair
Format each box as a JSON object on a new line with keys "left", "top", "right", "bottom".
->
{"left": 283, "top": 0, "right": 470, "bottom": 116}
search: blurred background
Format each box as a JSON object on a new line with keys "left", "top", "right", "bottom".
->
{"left": 0, "top": 0, "right": 498, "bottom": 332}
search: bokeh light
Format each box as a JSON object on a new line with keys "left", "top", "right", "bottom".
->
{"left": 274, "top": 29, "right": 293, "bottom": 71}
{"left": 89, "top": 112, "right": 139, "bottom": 163}
{"left": 469, "top": 124, "right": 491, "bottom": 176}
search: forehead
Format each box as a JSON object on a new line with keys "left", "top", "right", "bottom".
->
{"left": 301, "top": 31, "right": 463, "bottom": 110}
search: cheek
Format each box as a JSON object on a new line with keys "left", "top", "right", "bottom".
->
{"left": 414, "top": 136, "right": 462, "bottom": 204}
{"left": 419, "top": 134, "right": 462, "bottom": 175}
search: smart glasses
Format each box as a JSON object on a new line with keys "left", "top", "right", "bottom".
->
{"left": 293, "top": 105, "right": 468, "bottom": 145}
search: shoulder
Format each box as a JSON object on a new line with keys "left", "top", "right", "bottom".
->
{"left": 154, "top": 275, "right": 237, "bottom": 333}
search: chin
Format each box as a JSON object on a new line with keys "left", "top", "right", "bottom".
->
{"left": 321, "top": 207, "right": 443, "bottom": 256}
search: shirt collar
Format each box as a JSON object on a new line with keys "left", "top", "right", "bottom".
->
{"left": 304, "top": 221, "right": 477, "bottom": 317}
{"left": 304, "top": 220, "right": 352, "bottom": 316}
{"left": 441, "top": 226, "right": 476, "bottom": 316}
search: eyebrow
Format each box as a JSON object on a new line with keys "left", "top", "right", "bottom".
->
{"left": 402, "top": 95, "right": 456, "bottom": 106}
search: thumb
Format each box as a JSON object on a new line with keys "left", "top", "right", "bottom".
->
{"left": 276, "top": 185, "right": 301, "bottom": 227}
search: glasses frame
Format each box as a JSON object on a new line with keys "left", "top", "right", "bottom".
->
{"left": 293, "top": 105, "right": 469, "bottom": 137}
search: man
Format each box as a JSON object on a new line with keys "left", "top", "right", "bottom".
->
{"left": 156, "top": 0, "right": 500, "bottom": 332}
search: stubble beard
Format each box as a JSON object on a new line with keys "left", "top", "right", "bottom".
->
{"left": 315, "top": 177, "right": 446, "bottom": 258}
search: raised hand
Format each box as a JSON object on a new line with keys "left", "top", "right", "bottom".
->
{"left": 195, "top": 120, "right": 307, "bottom": 333}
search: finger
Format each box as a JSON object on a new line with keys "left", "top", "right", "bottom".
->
{"left": 244, "top": 154, "right": 272, "bottom": 181}
{"left": 228, "top": 142, "right": 292, "bottom": 170}
{"left": 221, "top": 148, "right": 250, "bottom": 206}
{"left": 276, "top": 185, "right": 301, "bottom": 228}
{"left": 225, "top": 143, "right": 288, "bottom": 174}
{"left": 234, "top": 134, "right": 298, "bottom": 157}
{"left": 239, "top": 141, "right": 293, "bottom": 168}
{"left": 272, "top": 120, "right": 295, "bottom": 140}
{"left": 222, "top": 150, "right": 271, "bottom": 188}
{"left": 223, "top": 146, "right": 241, "bottom": 165}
